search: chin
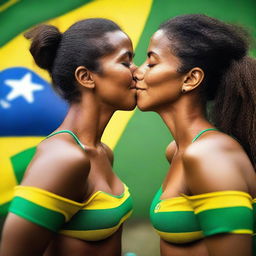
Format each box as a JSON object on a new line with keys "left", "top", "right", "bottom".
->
{"left": 137, "top": 102, "right": 151, "bottom": 112}
{"left": 123, "top": 102, "right": 137, "bottom": 111}
{"left": 115, "top": 100, "right": 136, "bottom": 111}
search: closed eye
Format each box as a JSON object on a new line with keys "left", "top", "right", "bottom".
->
{"left": 122, "top": 62, "right": 131, "bottom": 67}
{"left": 147, "top": 64, "right": 155, "bottom": 68}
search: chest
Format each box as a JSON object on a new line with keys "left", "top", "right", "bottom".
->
{"left": 88, "top": 147, "right": 113, "bottom": 172}
{"left": 150, "top": 187, "right": 203, "bottom": 244}
{"left": 161, "top": 154, "right": 190, "bottom": 199}
{"left": 88, "top": 158, "right": 114, "bottom": 187}
{"left": 85, "top": 146, "right": 123, "bottom": 200}
{"left": 59, "top": 184, "right": 133, "bottom": 242}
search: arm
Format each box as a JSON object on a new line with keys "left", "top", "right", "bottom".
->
{"left": 1, "top": 214, "right": 55, "bottom": 256}
{"left": 0, "top": 139, "right": 90, "bottom": 256}
{"left": 182, "top": 137, "right": 252, "bottom": 256}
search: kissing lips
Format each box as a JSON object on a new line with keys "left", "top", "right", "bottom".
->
{"left": 135, "top": 82, "right": 146, "bottom": 90}
{"left": 135, "top": 87, "right": 146, "bottom": 90}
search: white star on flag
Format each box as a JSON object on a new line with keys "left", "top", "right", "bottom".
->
{"left": 4, "top": 72, "right": 44, "bottom": 103}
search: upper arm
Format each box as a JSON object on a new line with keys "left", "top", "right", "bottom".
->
{"left": 165, "top": 140, "right": 177, "bottom": 164}
{"left": 1, "top": 140, "right": 90, "bottom": 255}
{"left": 22, "top": 139, "right": 90, "bottom": 200}
{"left": 182, "top": 139, "right": 252, "bottom": 256}
{"left": 1, "top": 213, "right": 54, "bottom": 256}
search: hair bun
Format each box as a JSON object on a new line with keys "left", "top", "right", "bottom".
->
{"left": 24, "top": 24, "right": 62, "bottom": 71}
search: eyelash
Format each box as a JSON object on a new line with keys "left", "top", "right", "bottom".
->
{"left": 147, "top": 64, "right": 155, "bottom": 68}
{"left": 122, "top": 62, "right": 131, "bottom": 68}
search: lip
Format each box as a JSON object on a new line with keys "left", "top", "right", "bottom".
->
{"left": 135, "top": 81, "right": 146, "bottom": 90}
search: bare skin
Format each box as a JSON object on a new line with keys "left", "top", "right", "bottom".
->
{"left": 135, "top": 29, "right": 256, "bottom": 256}
{"left": 0, "top": 30, "right": 136, "bottom": 256}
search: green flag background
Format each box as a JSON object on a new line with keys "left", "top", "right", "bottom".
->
{"left": 1, "top": 0, "right": 256, "bottom": 225}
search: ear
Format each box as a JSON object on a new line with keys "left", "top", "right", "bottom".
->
{"left": 75, "top": 66, "right": 95, "bottom": 89}
{"left": 181, "top": 67, "right": 204, "bottom": 93}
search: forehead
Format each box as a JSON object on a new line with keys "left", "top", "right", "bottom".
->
{"left": 104, "top": 30, "right": 133, "bottom": 52}
{"left": 148, "top": 29, "right": 180, "bottom": 63}
{"left": 149, "top": 30, "right": 171, "bottom": 52}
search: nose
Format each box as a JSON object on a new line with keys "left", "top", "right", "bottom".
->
{"left": 130, "top": 63, "right": 137, "bottom": 74}
{"left": 133, "top": 65, "right": 145, "bottom": 81}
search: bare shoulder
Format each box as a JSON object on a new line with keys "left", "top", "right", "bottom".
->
{"left": 165, "top": 140, "right": 177, "bottom": 163}
{"left": 101, "top": 142, "right": 114, "bottom": 165}
{"left": 22, "top": 137, "right": 90, "bottom": 201}
{"left": 182, "top": 132, "right": 253, "bottom": 194}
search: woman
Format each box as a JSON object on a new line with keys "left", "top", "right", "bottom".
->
{"left": 135, "top": 14, "right": 256, "bottom": 256}
{"left": 1, "top": 18, "right": 136, "bottom": 256}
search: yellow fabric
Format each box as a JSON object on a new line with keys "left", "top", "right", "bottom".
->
{"left": 83, "top": 184, "right": 130, "bottom": 210}
{"left": 14, "top": 186, "right": 83, "bottom": 221}
{"left": 14, "top": 184, "right": 130, "bottom": 219}
{"left": 151, "top": 189, "right": 255, "bottom": 244}
{"left": 154, "top": 196, "right": 193, "bottom": 213}
{"left": 232, "top": 229, "right": 253, "bottom": 234}
{"left": 156, "top": 230, "right": 203, "bottom": 244}
{"left": 182, "top": 190, "right": 253, "bottom": 214}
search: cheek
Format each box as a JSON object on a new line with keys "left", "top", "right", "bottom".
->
{"left": 137, "top": 67, "right": 183, "bottom": 110}
{"left": 145, "top": 66, "right": 180, "bottom": 86}
{"left": 95, "top": 68, "right": 136, "bottom": 109}
{"left": 108, "top": 66, "right": 133, "bottom": 86}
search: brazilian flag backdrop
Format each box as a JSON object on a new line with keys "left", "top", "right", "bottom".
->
{"left": 1, "top": 0, "right": 256, "bottom": 220}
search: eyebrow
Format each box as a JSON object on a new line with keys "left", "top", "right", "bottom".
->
{"left": 147, "top": 51, "right": 158, "bottom": 58}
{"left": 120, "top": 51, "right": 135, "bottom": 59}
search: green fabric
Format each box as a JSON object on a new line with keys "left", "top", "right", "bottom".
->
{"left": 252, "top": 202, "right": 256, "bottom": 254}
{"left": 192, "top": 128, "right": 218, "bottom": 143}
{"left": 198, "top": 206, "right": 253, "bottom": 236}
{"left": 9, "top": 196, "right": 65, "bottom": 232}
{"left": 150, "top": 186, "right": 255, "bottom": 245}
{"left": 62, "top": 196, "right": 133, "bottom": 230}
{"left": 46, "top": 130, "right": 85, "bottom": 150}
{"left": 253, "top": 202, "right": 256, "bottom": 234}
{"left": 151, "top": 211, "right": 201, "bottom": 233}
{"left": 150, "top": 188, "right": 200, "bottom": 233}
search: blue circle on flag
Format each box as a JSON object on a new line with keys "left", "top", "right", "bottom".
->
{"left": 0, "top": 67, "right": 68, "bottom": 136}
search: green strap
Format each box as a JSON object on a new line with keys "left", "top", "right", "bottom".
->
{"left": 192, "top": 128, "right": 218, "bottom": 143}
{"left": 46, "top": 130, "right": 85, "bottom": 150}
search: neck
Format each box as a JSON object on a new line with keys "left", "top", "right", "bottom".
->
{"left": 58, "top": 93, "right": 115, "bottom": 147}
{"left": 156, "top": 95, "right": 213, "bottom": 150}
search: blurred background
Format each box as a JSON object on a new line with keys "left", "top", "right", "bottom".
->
{"left": 1, "top": 0, "right": 256, "bottom": 255}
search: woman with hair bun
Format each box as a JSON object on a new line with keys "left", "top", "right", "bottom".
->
{"left": 1, "top": 18, "right": 136, "bottom": 256}
{"left": 135, "top": 14, "right": 256, "bottom": 256}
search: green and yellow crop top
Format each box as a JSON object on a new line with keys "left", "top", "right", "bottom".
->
{"left": 150, "top": 128, "right": 256, "bottom": 253}
{"left": 150, "top": 187, "right": 255, "bottom": 244}
{"left": 8, "top": 130, "right": 133, "bottom": 241}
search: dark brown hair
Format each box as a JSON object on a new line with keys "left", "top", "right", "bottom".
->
{"left": 25, "top": 18, "right": 122, "bottom": 103}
